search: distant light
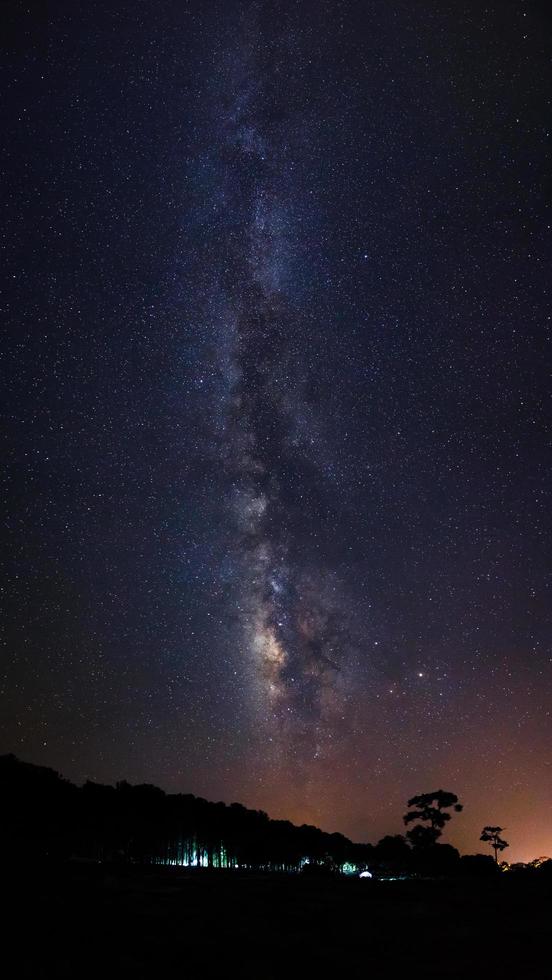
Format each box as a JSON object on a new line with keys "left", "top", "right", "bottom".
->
{"left": 341, "top": 862, "right": 357, "bottom": 875}
{"left": 359, "top": 870, "right": 373, "bottom": 878}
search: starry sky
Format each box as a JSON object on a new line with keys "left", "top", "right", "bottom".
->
{"left": 2, "top": 0, "right": 551, "bottom": 862}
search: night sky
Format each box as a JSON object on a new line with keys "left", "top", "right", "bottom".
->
{"left": 2, "top": 0, "right": 551, "bottom": 862}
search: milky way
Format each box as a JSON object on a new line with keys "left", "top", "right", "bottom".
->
{"left": 2, "top": 0, "right": 551, "bottom": 861}
{"left": 208, "top": 25, "right": 358, "bottom": 770}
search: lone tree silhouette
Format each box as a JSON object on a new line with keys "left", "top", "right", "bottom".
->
{"left": 480, "top": 826, "right": 509, "bottom": 863}
{"left": 403, "top": 790, "right": 463, "bottom": 847}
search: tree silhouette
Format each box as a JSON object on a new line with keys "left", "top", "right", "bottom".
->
{"left": 1, "top": 754, "right": 376, "bottom": 873}
{"left": 480, "top": 826, "right": 509, "bottom": 863}
{"left": 403, "top": 790, "right": 463, "bottom": 847}
{"left": 374, "top": 834, "right": 411, "bottom": 872}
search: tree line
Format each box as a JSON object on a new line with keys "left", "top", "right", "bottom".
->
{"left": 2, "top": 755, "right": 549, "bottom": 877}
{"left": 1, "top": 755, "right": 370, "bottom": 872}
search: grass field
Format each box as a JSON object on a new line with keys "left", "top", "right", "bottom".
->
{"left": 6, "top": 865, "right": 551, "bottom": 978}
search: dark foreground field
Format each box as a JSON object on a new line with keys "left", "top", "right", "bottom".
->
{"left": 6, "top": 864, "right": 551, "bottom": 978}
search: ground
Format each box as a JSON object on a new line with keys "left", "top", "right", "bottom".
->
{"left": 6, "top": 865, "right": 550, "bottom": 978}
